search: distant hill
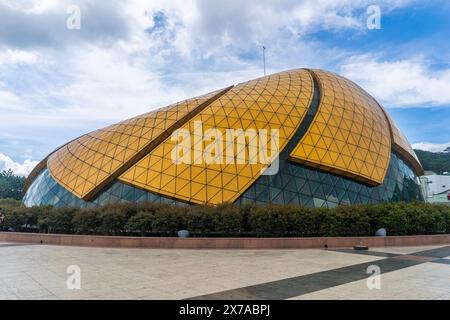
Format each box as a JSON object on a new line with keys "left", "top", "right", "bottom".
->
{"left": 414, "top": 149, "right": 450, "bottom": 174}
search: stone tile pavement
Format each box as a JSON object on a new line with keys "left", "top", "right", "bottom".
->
{"left": 0, "top": 242, "right": 448, "bottom": 300}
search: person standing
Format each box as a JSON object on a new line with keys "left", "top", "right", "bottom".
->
{"left": 0, "top": 208, "right": 4, "bottom": 225}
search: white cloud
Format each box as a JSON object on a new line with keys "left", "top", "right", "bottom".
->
{"left": 340, "top": 55, "right": 450, "bottom": 107}
{"left": 0, "top": 49, "right": 40, "bottom": 65}
{"left": 0, "top": 0, "right": 59, "bottom": 14}
{"left": 0, "top": 90, "right": 21, "bottom": 105}
{"left": 0, "top": 0, "right": 130, "bottom": 48}
{"left": 0, "top": 0, "right": 427, "bottom": 162}
{"left": 120, "top": 0, "right": 415, "bottom": 64}
{"left": 0, "top": 154, "right": 38, "bottom": 176}
{"left": 412, "top": 142, "right": 450, "bottom": 153}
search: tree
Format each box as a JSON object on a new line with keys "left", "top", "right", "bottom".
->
{"left": 414, "top": 149, "right": 450, "bottom": 174}
{"left": 0, "top": 169, "right": 26, "bottom": 200}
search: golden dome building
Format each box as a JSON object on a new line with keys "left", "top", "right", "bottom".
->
{"left": 23, "top": 69, "right": 424, "bottom": 208}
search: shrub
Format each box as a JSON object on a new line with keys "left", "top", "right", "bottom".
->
{"left": 442, "top": 205, "right": 450, "bottom": 233}
{"left": 38, "top": 207, "right": 76, "bottom": 234}
{"left": 96, "top": 204, "right": 135, "bottom": 235}
{"left": 410, "top": 203, "right": 447, "bottom": 234}
{"left": 72, "top": 209, "right": 102, "bottom": 235}
{"left": 186, "top": 203, "right": 243, "bottom": 236}
{"left": 0, "top": 198, "right": 24, "bottom": 209}
{"left": 213, "top": 203, "right": 245, "bottom": 234}
{"left": 248, "top": 205, "right": 294, "bottom": 237}
{"left": 103, "top": 203, "right": 139, "bottom": 220}
{"left": 2, "top": 207, "right": 28, "bottom": 231}
{"left": 2, "top": 200, "right": 450, "bottom": 237}
{"left": 327, "top": 205, "right": 371, "bottom": 236}
{"left": 152, "top": 205, "right": 186, "bottom": 235}
{"left": 126, "top": 211, "right": 155, "bottom": 235}
{"left": 285, "top": 205, "right": 317, "bottom": 237}
{"left": 368, "top": 202, "right": 410, "bottom": 235}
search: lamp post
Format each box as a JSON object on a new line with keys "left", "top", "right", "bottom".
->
{"left": 262, "top": 46, "right": 266, "bottom": 76}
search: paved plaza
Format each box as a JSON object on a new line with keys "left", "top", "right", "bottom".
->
{"left": 0, "top": 242, "right": 449, "bottom": 300}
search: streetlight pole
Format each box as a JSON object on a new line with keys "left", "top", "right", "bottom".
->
{"left": 262, "top": 46, "right": 266, "bottom": 76}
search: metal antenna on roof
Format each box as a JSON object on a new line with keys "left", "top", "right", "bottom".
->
{"left": 262, "top": 46, "right": 267, "bottom": 76}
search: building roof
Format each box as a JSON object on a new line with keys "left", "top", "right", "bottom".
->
{"left": 24, "top": 68, "right": 424, "bottom": 205}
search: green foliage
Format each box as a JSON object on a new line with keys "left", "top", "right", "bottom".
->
{"left": 2, "top": 207, "right": 27, "bottom": 231}
{"left": 414, "top": 149, "right": 450, "bottom": 174}
{"left": 186, "top": 203, "right": 243, "bottom": 235}
{"left": 96, "top": 203, "right": 138, "bottom": 235}
{"left": 0, "top": 198, "right": 23, "bottom": 209}
{"left": 248, "top": 205, "right": 305, "bottom": 237}
{"left": 126, "top": 211, "right": 154, "bottom": 235}
{"left": 38, "top": 207, "right": 76, "bottom": 234}
{"left": 1, "top": 201, "right": 450, "bottom": 237}
{"left": 0, "top": 169, "right": 25, "bottom": 200}
{"left": 326, "top": 205, "right": 372, "bottom": 236}
{"left": 72, "top": 209, "right": 102, "bottom": 235}
{"left": 151, "top": 205, "right": 186, "bottom": 235}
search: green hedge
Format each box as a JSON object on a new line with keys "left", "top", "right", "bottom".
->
{"left": 0, "top": 198, "right": 24, "bottom": 209}
{"left": 0, "top": 201, "right": 449, "bottom": 237}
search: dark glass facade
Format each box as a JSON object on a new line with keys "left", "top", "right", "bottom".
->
{"left": 23, "top": 151, "right": 422, "bottom": 208}
{"left": 236, "top": 152, "right": 422, "bottom": 207}
{"left": 23, "top": 169, "right": 187, "bottom": 208}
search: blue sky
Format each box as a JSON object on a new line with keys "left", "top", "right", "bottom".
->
{"left": 0, "top": 0, "right": 450, "bottom": 175}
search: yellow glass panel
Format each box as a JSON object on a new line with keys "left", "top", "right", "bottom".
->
{"left": 47, "top": 88, "right": 229, "bottom": 200}
{"left": 289, "top": 69, "right": 392, "bottom": 186}
{"left": 120, "top": 69, "right": 315, "bottom": 205}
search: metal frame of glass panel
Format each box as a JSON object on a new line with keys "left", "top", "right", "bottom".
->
{"left": 23, "top": 68, "right": 424, "bottom": 208}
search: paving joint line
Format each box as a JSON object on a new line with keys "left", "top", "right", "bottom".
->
{"left": 188, "top": 245, "right": 450, "bottom": 300}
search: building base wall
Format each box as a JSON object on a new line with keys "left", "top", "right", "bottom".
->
{"left": 1, "top": 232, "right": 449, "bottom": 249}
